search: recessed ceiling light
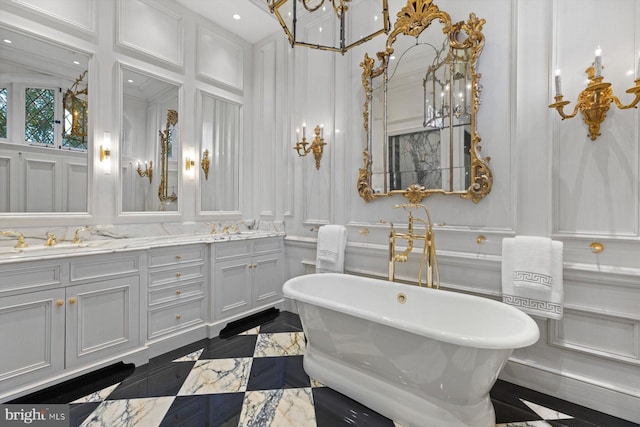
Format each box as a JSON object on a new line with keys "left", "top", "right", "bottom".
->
{"left": 127, "top": 79, "right": 134, "bottom": 83}
{"left": 3, "top": 39, "right": 12, "bottom": 44}
{"left": 73, "top": 60, "right": 80, "bottom": 65}
{"left": 233, "top": 14, "right": 240, "bottom": 20}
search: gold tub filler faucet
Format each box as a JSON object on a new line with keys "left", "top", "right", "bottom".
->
{"left": 381, "top": 203, "right": 440, "bottom": 288}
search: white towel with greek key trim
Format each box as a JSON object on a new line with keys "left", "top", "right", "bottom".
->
{"left": 501, "top": 236, "right": 563, "bottom": 319}
{"left": 316, "top": 225, "right": 347, "bottom": 274}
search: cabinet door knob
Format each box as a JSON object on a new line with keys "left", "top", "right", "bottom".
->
{"left": 56, "top": 299, "right": 64, "bottom": 307}
{"left": 176, "top": 290, "right": 182, "bottom": 295}
{"left": 68, "top": 297, "right": 77, "bottom": 305}
{"left": 175, "top": 314, "right": 182, "bottom": 320}
{"left": 176, "top": 272, "right": 182, "bottom": 278}
{"left": 176, "top": 255, "right": 182, "bottom": 260}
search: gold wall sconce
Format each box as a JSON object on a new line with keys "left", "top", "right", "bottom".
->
{"left": 185, "top": 157, "right": 195, "bottom": 171}
{"left": 201, "top": 149, "right": 210, "bottom": 180}
{"left": 549, "top": 48, "right": 640, "bottom": 140}
{"left": 100, "top": 131, "right": 112, "bottom": 174}
{"left": 184, "top": 146, "right": 196, "bottom": 180}
{"left": 294, "top": 124, "right": 326, "bottom": 170}
{"left": 137, "top": 160, "right": 153, "bottom": 183}
{"left": 99, "top": 146, "right": 111, "bottom": 161}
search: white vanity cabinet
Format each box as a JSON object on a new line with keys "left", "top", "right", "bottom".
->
{"left": 146, "top": 244, "right": 207, "bottom": 349}
{"left": 0, "top": 252, "right": 143, "bottom": 401}
{"left": 212, "top": 237, "right": 284, "bottom": 320}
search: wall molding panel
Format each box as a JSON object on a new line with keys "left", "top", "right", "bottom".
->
{"left": 7, "top": 0, "right": 97, "bottom": 34}
{"left": 196, "top": 25, "right": 244, "bottom": 92}
{"left": 116, "top": 0, "right": 184, "bottom": 68}
{"left": 549, "top": 308, "right": 640, "bottom": 365}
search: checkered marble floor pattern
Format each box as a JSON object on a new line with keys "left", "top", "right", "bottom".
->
{"left": 18, "top": 311, "right": 638, "bottom": 427}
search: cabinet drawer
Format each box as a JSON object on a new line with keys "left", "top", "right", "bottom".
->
{"left": 70, "top": 254, "right": 139, "bottom": 283}
{"left": 149, "top": 246, "right": 205, "bottom": 268}
{"left": 149, "top": 264, "right": 205, "bottom": 287}
{"left": 148, "top": 280, "right": 204, "bottom": 306}
{"left": 148, "top": 296, "right": 205, "bottom": 339}
{"left": 0, "top": 263, "right": 62, "bottom": 294}
{"left": 253, "top": 237, "right": 282, "bottom": 254}
{"left": 214, "top": 241, "right": 251, "bottom": 260}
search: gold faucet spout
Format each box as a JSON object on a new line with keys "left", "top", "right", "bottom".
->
{"left": 1, "top": 231, "right": 29, "bottom": 248}
{"left": 72, "top": 227, "right": 92, "bottom": 244}
{"left": 44, "top": 232, "right": 57, "bottom": 247}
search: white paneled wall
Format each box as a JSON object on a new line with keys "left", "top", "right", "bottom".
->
{"left": 253, "top": 0, "right": 640, "bottom": 422}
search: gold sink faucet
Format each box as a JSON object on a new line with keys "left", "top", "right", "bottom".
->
{"left": 44, "top": 232, "right": 57, "bottom": 247}
{"left": 0, "top": 231, "right": 29, "bottom": 248}
{"left": 72, "top": 227, "right": 92, "bottom": 244}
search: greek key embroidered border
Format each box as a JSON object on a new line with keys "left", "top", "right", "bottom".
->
{"left": 503, "top": 294, "right": 561, "bottom": 315}
{"left": 513, "top": 271, "right": 552, "bottom": 287}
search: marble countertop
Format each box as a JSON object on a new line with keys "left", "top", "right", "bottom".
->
{"left": 0, "top": 221, "right": 285, "bottom": 263}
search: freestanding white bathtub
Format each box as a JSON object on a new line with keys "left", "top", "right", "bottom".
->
{"left": 283, "top": 273, "right": 540, "bottom": 427}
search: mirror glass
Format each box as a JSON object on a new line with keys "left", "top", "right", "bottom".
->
{"left": 359, "top": 0, "right": 491, "bottom": 203}
{"left": 199, "top": 92, "right": 240, "bottom": 212}
{"left": 120, "top": 65, "right": 179, "bottom": 212}
{"left": 0, "top": 27, "right": 90, "bottom": 213}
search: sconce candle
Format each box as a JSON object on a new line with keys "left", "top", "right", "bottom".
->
{"left": 554, "top": 69, "right": 562, "bottom": 96}
{"left": 594, "top": 47, "right": 602, "bottom": 78}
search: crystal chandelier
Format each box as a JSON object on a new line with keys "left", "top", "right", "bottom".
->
{"left": 267, "top": 0, "right": 390, "bottom": 54}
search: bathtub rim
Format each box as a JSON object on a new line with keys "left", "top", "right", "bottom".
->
{"left": 283, "top": 273, "right": 540, "bottom": 350}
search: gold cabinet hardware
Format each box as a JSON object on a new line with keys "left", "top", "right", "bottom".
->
{"left": 56, "top": 299, "right": 64, "bottom": 307}
{"left": 359, "top": 228, "right": 369, "bottom": 236}
{"left": 589, "top": 242, "right": 604, "bottom": 254}
{"left": 175, "top": 255, "right": 182, "bottom": 260}
{"left": 176, "top": 290, "right": 182, "bottom": 295}
{"left": 476, "top": 235, "right": 487, "bottom": 244}
{"left": 175, "top": 314, "right": 182, "bottom": 320}
{"left": 176, "top": 272, "right": 181, "bottom": 278}
{"left": 68, "top": 297, "right": 77, "bottom": 305}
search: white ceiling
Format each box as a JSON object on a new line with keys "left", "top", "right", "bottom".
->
{"left": 173, "top": 0, "right": 281, "bottom": 44}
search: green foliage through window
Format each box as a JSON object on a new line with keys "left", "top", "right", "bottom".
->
{"left": 0, "top": 88, "right": 7, "bottom": 139}
{"left": 25, "top": 88, "right": 55, "bottom": 145}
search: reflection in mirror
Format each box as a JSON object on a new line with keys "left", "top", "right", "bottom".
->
{"left": 359, "top": 0, "right": 491, "bottom": 203}
{"left": 0, "top": 27, "right": 90, "bottom": 213}
{"left": 199, "top": 92, "right": 240, "bottom": 212}
{"left": 120, "top": 65, "right": 179, "bottom": 212}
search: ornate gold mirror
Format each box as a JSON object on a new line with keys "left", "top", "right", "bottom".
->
{"left": 358, "top": 0, "right": 492, "bottom": 203}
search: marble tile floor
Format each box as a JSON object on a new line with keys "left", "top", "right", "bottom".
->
{"left": 10, "top": 311, "right": 638, "bottom": 427}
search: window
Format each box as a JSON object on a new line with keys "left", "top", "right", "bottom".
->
{"left": 24, "top": 87, "right": 55, "bottom": 145}
{"left": 0, "top": 88, "right": 7, "bottom": 139}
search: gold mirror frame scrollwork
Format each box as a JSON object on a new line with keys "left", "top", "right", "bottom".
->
{"left": 358, "top": 0, "right": 492, "bottom": 204}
